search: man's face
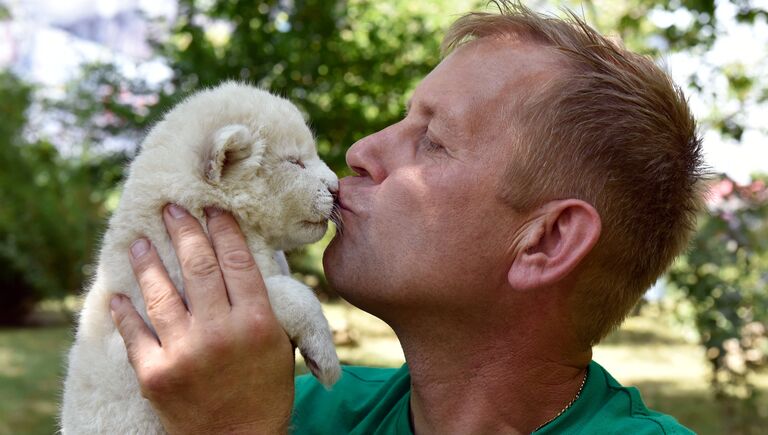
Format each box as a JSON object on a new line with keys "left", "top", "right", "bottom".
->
{"left": 324, "top": 39, "right": 561, "bottom": 321}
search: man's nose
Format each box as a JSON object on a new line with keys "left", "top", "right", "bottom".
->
{"left": 345, "top": 124, "right": 398, "bottom": 184}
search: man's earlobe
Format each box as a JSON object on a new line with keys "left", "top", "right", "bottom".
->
{"left": 204, "top": 124, "right": 265, "bottom": 183}
{"left": 507, "top": 200, "right": 601, "bottom": 291}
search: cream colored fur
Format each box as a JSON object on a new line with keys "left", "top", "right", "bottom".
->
{"left": 61, "top": 82, "right": 340, "bottom": 434}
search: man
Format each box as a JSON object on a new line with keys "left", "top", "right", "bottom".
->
{"left": 110, "top": 2, "right": 702, "bottom": 433}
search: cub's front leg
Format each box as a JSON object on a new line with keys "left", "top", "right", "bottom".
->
{"left": 264, "top": 275, "right": 340, "bottom": 386}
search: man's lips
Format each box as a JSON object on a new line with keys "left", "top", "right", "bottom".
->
{"left": 336, "top": 177, "right": 368, "bottom": 214}
{"left": 336, "top": 181, "right": 357, "bottom": 214}
{"left": 337, "top": 197, "right": 354, "bottom": 214}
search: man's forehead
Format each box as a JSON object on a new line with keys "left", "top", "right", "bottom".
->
{"left": 410, "top": 38, "right": 562, "bottom": 138}
{"left": 446, "top": 38, "right": 562, "bottom": 99}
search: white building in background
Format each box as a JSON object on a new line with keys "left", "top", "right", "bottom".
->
{"left": 1, "top": 0, "right": 176, "bottom": 91}
{"left": 0, "top": 0, "right": 177, "bottom": 154}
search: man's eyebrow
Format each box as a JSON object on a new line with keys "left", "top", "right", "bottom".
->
{"left": 404, "top": 98, "right": 459, "bottom": 138}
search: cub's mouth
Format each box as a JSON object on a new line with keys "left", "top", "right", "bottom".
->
{"left": 300, "top": 193, "right": 343, "bottom": 232}
{"left": 302, "top": 219, "right": 328, "bottom": 226}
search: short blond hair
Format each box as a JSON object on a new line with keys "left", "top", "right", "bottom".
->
{"left": 444, "top": 1, "right": 705, "bottom": 345}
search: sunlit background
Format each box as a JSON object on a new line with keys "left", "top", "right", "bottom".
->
{"left": 1, "top": 0, "right": 766, "bottom": 434}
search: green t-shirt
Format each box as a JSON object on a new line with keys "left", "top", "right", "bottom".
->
{"left": 292, "top": 360, "right": 694, "bottom": 434}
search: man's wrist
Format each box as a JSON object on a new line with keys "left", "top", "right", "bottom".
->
{"left": 166, "top": 419, "right": 290, "bottom": 435}
{"left": 163, "top": 411, "right": 291, "bottom": 435}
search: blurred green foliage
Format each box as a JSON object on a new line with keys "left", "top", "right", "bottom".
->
{"left": 0, "top": 72, "right": 126, "bottom": 324}
{"left": 668, "top": 176, "right": 768, "bottom": 432}
{"left": 581, "top": 0, "right": 768, "bottom": 142}
{"left": 0, "top": 72, "right": 37, "bottom": 323}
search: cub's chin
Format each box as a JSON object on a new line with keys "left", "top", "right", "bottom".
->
{"left": 271, "top": 219, "right": 329, "bottom": 250}
{"left": 300, "top": 219, "right": 330, "bottom": 242}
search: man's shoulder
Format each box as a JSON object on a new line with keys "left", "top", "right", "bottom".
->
{"left": 566, "top": 361, "right": 695, "bottom": 435}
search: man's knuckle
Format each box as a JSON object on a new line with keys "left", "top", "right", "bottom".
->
{"left": 175, "top": 221, "right": 202, "bottom": 240}
{"left": 241, "top": 312, "right": 281, "bottom": 343}
{"left": 204, "top": 334, "right": 233, "bottom": 355}
{"left": 145, "top": 288, "right": 181, "bottom": 317}
{"left": 125, "top": 340, "right": 151, "bottom": 368}
{"left": 182, "top": 254, "right": 220, "bottom": 278}
{"left": 194, "top": 321, "right": 229, "bottom": 345}
{"left": 209, "top": 215, "right": 239, "bottom": 236}
{"left": 221, "top": 248, "right": 256, "bottom": 271}
{"left": 138, "top": 354, "right": 197, "bottom": 400}
{"left": 138, "top": 273, "right": 167, "bottom": 295}
{"left": 169, "top": 349, "right": 196, "bottom": 373}
{"left": 138, "top": 365, "right": 170, "bottom": 397}
{"left": 236, "top": 319, "right": 261, "bottom": 343}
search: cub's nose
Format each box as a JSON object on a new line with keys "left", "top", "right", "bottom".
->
{"left": 329, "top": 186, "right": 339, "bottom": 204}
{"left": 326, "top": 178, "right": 339, "bottom": 195}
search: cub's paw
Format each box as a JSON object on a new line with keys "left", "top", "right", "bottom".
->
{"left": 264, "top": 275, "right": 341, "bottom": 387}
{"left": 296, "top": 327, "right": 341, "bottom": 388}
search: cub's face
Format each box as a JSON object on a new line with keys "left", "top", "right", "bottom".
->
{"left": 258, "top": 125, "right": 339, "bottom": 250}
{"left": 202, "top": 98, "right": 338, "bottom": 251}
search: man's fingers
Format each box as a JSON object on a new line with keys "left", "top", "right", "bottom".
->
{"left": 129, "top": 237, "right": 188, "bottom": 340}
{"left": 163, "top": 204, "right": 230, "bottom": 317}
{"left": 205, "top": 207, "right": 270, "bottom": 308}
{"left": 110, "top": 294, "right": 160, "bottom": 367}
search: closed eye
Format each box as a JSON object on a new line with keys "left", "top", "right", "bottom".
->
{"left": 287, "top": 157, "right": 305, "bottom": 169}
{"left": 419, "top": 136, "right": 445, "bottom": 153}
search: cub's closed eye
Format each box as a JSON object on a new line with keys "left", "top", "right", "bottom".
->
{"left": 287, "top": 157, "right": 306, "bottom": 169}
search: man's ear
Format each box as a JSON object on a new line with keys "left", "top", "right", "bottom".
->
{"left": 508, "top": 199, "right": 601, "bottom": 291}
{"left": 204, "top": 124, "right": 265, "bottom": 183}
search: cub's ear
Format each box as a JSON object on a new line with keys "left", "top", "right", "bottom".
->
{"left": 204, "top": 124, "right": 265, "bottom": 183}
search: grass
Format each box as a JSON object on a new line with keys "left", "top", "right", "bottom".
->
{"left": 594, "top": 311, "right": 768, "bottom": 434}
{"left": 0, "top": 326, "right": 72, "bottom": 435}
{"left": 2, "top": 302, "right": 766, "bottom": 434}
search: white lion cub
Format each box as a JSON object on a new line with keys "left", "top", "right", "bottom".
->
{"left": 61, "top": 82, "right": 341, "bottom": 434}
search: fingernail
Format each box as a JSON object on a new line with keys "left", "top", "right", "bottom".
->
{"left": 110, "top": 295, "right": 124, "bottom": 310}
{"left": 167, "top": 204, "right": 187, "bottom": 219}
{"left": 205, "top": 206, "right": 223, "bottom": 218}
{"left": 130, "top": 238, "right": 149, "bottom": 258}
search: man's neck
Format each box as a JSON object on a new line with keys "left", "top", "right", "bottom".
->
{"left": 392, "top": 305, "right": 592, "bottom": 434}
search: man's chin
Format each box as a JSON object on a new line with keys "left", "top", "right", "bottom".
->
{"left": 321, "top": 237, "right": 341, "bottom": 278}
{"left": 322, "top": 254, "right": 369, "bottom": 312}
{"left": 321, "top": 237, "right": 389, "bottom": 317}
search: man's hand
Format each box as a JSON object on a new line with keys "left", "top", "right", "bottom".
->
{"left": 109, "top": 204, "right": 294, "bottom": 434}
